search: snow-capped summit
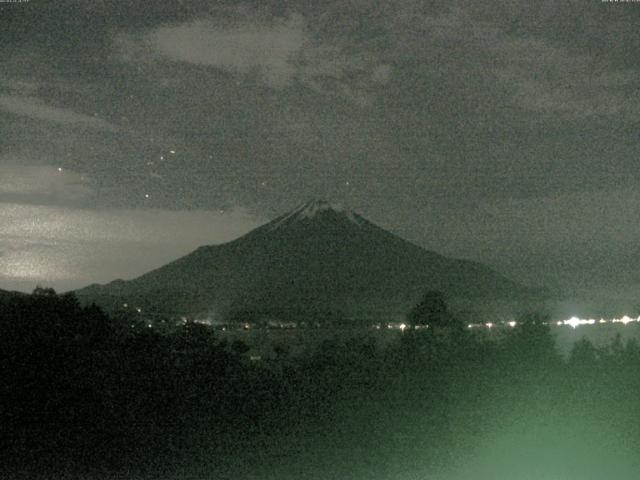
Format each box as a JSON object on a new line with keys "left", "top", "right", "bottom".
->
{"left": 270, "top": 199, "right": 364, "bottom": 230}
{"left": 298, "top": 199, "right": 345, "bottom": 216}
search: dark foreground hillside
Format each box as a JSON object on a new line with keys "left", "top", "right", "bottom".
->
{"left": 2, "top": 289, "right": 639, "bottom": 479}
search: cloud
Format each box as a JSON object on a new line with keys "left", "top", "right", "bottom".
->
{"left": 0, "top": 76, "right": 39, "bottom": 95}
{"left": 371, "top": 64, "right": 392, "bottom": 84}
{"left": 0, "top": 203, "right": 263, "bottom": 291}
{"left": 384, "top": 6, "right": 640, "bottom": 119}
{"left": 407, "top": 186, "right": 640, "bottom": 289}
{"left": 118, "top": 11, "right": 393, "bottom": 104}
{"left": 492, "top": 38, "right": 640, "bottom": 119}
{"left": 0, "top": 164, "right": 94, "bottom": 204}
{"left": 146, "top": 14, "right": 305, "bottom": 88}
{"left": 294, "top": 44, "right": 393, "bottom": 105}
{"left": 0, "top": 94, "right": 119, "bottom": 131}
{"left": 471, "top": 188, "right": 640, "bottom": 252}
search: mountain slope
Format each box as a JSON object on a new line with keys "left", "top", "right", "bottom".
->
{"left": 76, "top": 200, "right": 529, "bottom": 319}
{"left": 0, "top": 288, "right": 27, "bottom": 301}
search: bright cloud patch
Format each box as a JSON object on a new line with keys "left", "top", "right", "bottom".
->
{"left": 0, "top": 164, "right": 93, "bottom": 203}
{"left": 147, "top": 14, "right": 305, "bottom": 87}
{"left": 0, "top": 203, "right": 263, "bottom": 291}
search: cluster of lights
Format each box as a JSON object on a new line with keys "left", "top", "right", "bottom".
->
{"left": 465, "top": 316, "right": 640, "bottom": 330}
{"left": 467, "top": 322, "right": 504, "bottom": 329}
{"left": 120, "top": 312, "right": 640, "bottom": 333}
{"left": 193, "top": 318, "right": 213, "bottom": 326}
{"left": 382, "top": 323, "right": 429, "bottom": 331}
{"left": 121, "top": 303, "right": 143, "bottom": 314}
{"left": 558, "top": 315, "right": 640, "bottom": 329}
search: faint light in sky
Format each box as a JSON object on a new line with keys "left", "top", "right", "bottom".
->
{"left": 0, "top": 202, "right": 262, "bottom": 291}
{"left": 0, "top": 248, "right": 74, "bottom": 281}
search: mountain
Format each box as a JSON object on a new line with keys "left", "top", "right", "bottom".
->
{"left": 0, "top": 288, "right": 27, "bottom": 302}
{"left": 75, "top": 200, "right": 530, "bottom": 321}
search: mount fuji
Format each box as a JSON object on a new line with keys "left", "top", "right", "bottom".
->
{"left": 75, "top": 200, "right": 529, "bottom": 321}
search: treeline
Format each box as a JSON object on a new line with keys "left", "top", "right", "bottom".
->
{"left": 2, "top": 289, "right": 640, "bottom": 479}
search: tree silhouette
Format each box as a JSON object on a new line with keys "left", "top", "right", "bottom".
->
{"left": 408, "top": 290, "right": 460, "bottom": 329}
{"left": 569, "top": 337, "right": 598, "bottom": 366}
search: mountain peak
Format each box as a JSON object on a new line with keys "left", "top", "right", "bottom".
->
{"left": 75, "top": 198, "right": 528, "bottom": 318}
{"left": 270, "top": 199, "right": 364, "bottom": 230}
{"left": 298, "top": 199, "right": 346, "bottom": 217}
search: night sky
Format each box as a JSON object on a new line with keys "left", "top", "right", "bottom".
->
{"left": 2, "top": 1, "right": 640, "bottom": 300}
